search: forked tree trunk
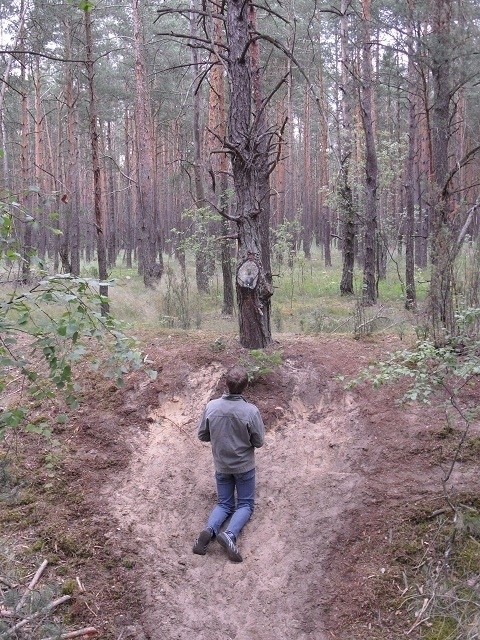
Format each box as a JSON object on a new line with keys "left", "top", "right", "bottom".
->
{"left": 227, "top": 0, "right": 272, "bottom": 348}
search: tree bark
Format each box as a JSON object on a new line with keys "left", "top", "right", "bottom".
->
{"left": 405, "top": 9, "right": 417, "bottom": 310}
{"left": 106, "top": 121, "right": 117, "bottom": 269}
{"left": 301, "top": 87, "right": 312, "bottom": 260}
{"left": 248, "top": 3, "right": 273, "bottom": 303}
{"left": 19, "top": 40, "right": 33, "bottom": 284}
{"left": 189, "top": 0, "right": 212, "bottom": 294}
{"left": 132, "top": 0, "right": 163, "bottom": 287}
{"left": 64, "top": 19, "right": 80, "bottom": 276}
{"left": 84, "top": 5, "right": 109, "bottom": 314}
{"left": 359, "top": 0, "right": 378, "bottom": 305}
{"left": 429, "top": 0, "right": 455, "bottom": 341}
{"left": 227, "top": 0, "right": 272, "bottom": 348}
{"left": 339, "top": 0, "right": 355, "bottom": 295}
{"left": 124, "top": 107, "right": 134, "bottom": 269}
{"left": 206, "top": 7, "right": 234, "bottom": 315}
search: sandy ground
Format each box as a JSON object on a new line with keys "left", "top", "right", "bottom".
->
{"left": 68, "top": 333, "right": 476, "bottom": 640}
{"left": 108, "top": 357, "right": 369, "bottom": 639}
{"left": 3, "top": 333, "right": 479, "bottom": 640}
{"left": 95, "top": 334, "right": 441, "bottom": 640}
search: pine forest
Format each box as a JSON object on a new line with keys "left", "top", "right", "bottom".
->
{"left": 2, "top": 3, "right": 480, "bottom": 638}
{"left": 1, "top": 0, "right": 480, "bottom": 347}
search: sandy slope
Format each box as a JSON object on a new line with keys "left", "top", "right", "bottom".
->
{"left": 108, "top": 356, "right": 370, "bottom": 640}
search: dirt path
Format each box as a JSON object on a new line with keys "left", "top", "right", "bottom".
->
{"left": 107, "top": 353, "right": 372, "bottom": 640}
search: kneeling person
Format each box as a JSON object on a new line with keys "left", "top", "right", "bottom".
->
{"left": 193, "top": 366, "right": 265, "bottom": 562}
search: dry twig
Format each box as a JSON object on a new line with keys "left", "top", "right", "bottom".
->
{"left": 14, "top": 558, "right": 48, "bottom": 612}
{"left": 4, "top": 595, "right": 72, "bottom": 636}
{"left": 2, "top": 560, "right": 96, "bottom": 640}
{"left": 39, "top": 626, "right": 99, "bottom": 640}
{"left": 405, "top": 596, "right": 432, "bottom": 635}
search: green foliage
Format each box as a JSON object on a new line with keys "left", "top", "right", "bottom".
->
{"left": 352, "top": 310, "right": 480, "bottom": 405}
{"left": 242, "top": 350, "right": 282, "bottom": 383}
{"left": 351, "top": 312, "right": 480, "bottom": 638}
{"left": 169, "top": 206, "right": 222, "bottom": 260}
{"left": 423, "top": 617, "right": 458, "bottom": 640}
{"left": 78, "top": 0, "right": 94, "bottom": 12}
{"left": 271, "top": 217, "right": 302, "bottom": 269}
{"left": 160, "top": 265, "right": 200, "bottom": 329}
{"left": 0, "top": 201, "right": 147, "bottom": 440}
{"left": 0, "top": 274, "right": 145, "bottom": 438}
{"left": 1, "top": 204, "right": 22, "bottom": 265}
{"left": 354, "top": 340, "right": 451, "bottom": 403}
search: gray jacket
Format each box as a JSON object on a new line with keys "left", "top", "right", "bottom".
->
{"left": 198, "top": 394, "right": 265, "bottom": 474}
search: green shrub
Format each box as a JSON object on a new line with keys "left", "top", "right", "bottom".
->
{"left": 243, "top": 350, "right": 282, "bottom": 383}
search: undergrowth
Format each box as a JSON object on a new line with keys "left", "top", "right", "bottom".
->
{"left": 351, "top": 308, "right": 480, "bottom": 639}
{"left": 81, "top": 248, "right": 429, "bottom": 338}
{"left": 242, "top": 349, "right": 283, "bottom": 383}
{"left": 398, "top": 502, "right": 480, "bottom": 640}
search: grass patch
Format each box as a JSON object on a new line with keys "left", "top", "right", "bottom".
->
{"left": 78, "top": 246, "right": 431, "bottom": 340}
{"left": 423, "top": 617, "right": 458, "bottom": 640}
{"left": 2, "top": 246, "right": 432, "bottom": 342}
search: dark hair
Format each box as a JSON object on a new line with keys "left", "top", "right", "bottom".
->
{"left": 226, "top": 366, "right": 248, "bottom": 395}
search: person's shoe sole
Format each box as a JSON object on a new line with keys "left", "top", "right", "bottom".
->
{"left": 217, "top": 532, "right": 243, "bottom": 563}
{"left": 192, "top": 529, "right": 212, "bottom": 555}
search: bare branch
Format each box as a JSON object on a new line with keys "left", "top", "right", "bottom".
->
{"left": 1, "top": 49, "right": 87, "bottom": 63}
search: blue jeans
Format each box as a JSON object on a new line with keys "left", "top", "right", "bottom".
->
{"left": 206, "top": 468, "right": 256, "bottom": 539}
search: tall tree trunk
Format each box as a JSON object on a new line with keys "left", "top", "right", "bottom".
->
{"left": 416, "top": 98, "right": 430, "bottom": 268}
{"left": 359, "top": 0, "right": 378, "bottom": 305}
{"left": 33, "top": 58, "right": 47, "bottom": 264}
{"left": 317, "top": 63, "right": 331, "bottom": 267}
{"left": 429, "top": 0, "right": 455, "bottom": 341}
{"left": 206, "top": 7, "right": 234, "bottom": 314}
{"left": 124, "top": 107, "right": 134, "bottom": 269}
{"left": 0, "top": 1, "right": 27, "bottom": 190}
{"left": 248, "top": 4, "right": 273, "bottom": 300}
{"left": 106, "top": 121, "right": 117, "bottom": 268}
{"left": 19, "top": 41, "right": 33, "bottom": 284}
{"left": 301, "top": 87, "right": 312, "bottom": 259}
{"left": 405, "top": 9, "right": 417, "bottom": 310}
{"left": 189, "top": 0, "right": 211, "bottom": 293}
{"left": 132, "top": 0, "right": 163, "bottom": 287}
{"left": 339, "top": 0, "right": 355, "bottom": 295}
{"left": 227, "top": 0, "right": 272, "bottom": 348}
{"left": 84, "top": 5, "right": 109, "bottom": 314}
{"left": 64, "top": 19, "right": 81, "bottom": 276}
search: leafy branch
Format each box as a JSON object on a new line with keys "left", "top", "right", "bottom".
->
{"left": 351, "top": 309, "right": 480, "bottom": 488}
{"left": 0, "top": 203, "right": 153, "bottom": 439}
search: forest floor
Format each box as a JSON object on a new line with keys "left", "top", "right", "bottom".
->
{"left": 2, "top": 331, "right": 480, "bottom": 640}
